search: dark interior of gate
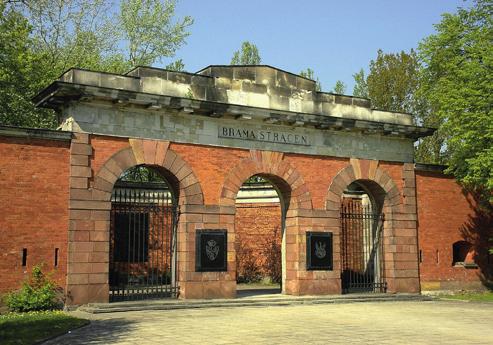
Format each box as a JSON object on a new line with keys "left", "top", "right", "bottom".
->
{"left": 235, "top": 175, "right": 285, "bottom": 294}
{"left": 109, "top": 165, "right": 178, "bottom": 302}
{"left": 341, "top": 181, "right": 387, "bottom": 294}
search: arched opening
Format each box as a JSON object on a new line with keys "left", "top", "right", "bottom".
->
{"left": 341, "top": 180, "right": 386, "bottom": 293}
{"left": 452, "top": 241, "right": 476, "bottom": 267}
{"left": 234, "top": 175, "right": 289, "bottom": 295}
{"left": 109, "top": 165, "right": 179, "bottom": 301}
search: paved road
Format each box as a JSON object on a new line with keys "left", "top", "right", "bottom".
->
{"left": 45, "top": 300, "right": 493, "bottom": 345}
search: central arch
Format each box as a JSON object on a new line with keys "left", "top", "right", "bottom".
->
{"left": 219, "top": 150, "right": 312, "bottom": 294}
{"left": 235, "top": 174, "right": 288, "bottom": 294}
{"left": 219, "top": 150, "right": 312, "bottom": 209}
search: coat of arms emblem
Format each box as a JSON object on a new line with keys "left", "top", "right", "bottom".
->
{"left": 205, "top": 239, "right": 219, "bottom": 261}
{"left": 314, "top": 241, "right": 326, "bottom": 259}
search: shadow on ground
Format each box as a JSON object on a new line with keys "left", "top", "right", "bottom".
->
{"left": 43, "top": 318, "right": 136, "bottom": 345}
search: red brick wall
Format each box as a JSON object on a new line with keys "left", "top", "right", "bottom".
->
{"left": 4, "top": 129, "right": 491, "bottom": 302}
{"left": 90, "top": 138, "right": 352, "bottom": 209}
{"left": 235, "top": 203, "right": 282, "bottom": 281}
{"left": 4, "top": 132, "right": 489, "bottom": 298}
{"left": 0, "top": 137, "right": 70, "bottom": 294}
{"left": 89, "top": 136, "right": 418, "bottom": 296}
{"left": 416, "top": 170, "right": 493, "bottom": 290}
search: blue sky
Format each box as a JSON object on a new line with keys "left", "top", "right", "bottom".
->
{"left": 170, "top": 0, "right": 471, "bottom": 94}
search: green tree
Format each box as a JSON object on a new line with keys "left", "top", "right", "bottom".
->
{"left": 0, "top": 4, "right": 56, "bottom": 127}
{"left": 331, "top": 80, "right": 346, "bottom": 94}
{"left": 17, "top": 0, "right": 120, "bottom": 74}
{"left": 119, "top": 0, "right": 193, "bottom": 67}
{"left": 230, "top": 41, "right": 261, "bottom": 65}
{"left": 366, "top": 49, "right": 421, "bottom": 114}
{"left": 352, "top": 49, "right": 442, "bottom": 164}
{"left": 352, "top": 69, "right": 368, "bottom": 98}
{"left": 418, "top": 0, "right": 493, "bottom": 201}
{"left": 0, "top": 0, "right": 193, "bottom": 128}
{"left": 299, "top": 68, "right": 322, "bottom": 91}
{"left": 165, "top": 59, "right": 185, "bottom": 71}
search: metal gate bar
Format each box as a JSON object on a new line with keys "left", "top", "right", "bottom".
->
{"left": 109, "top": 181, "right": 178, "bottom": 302}
{"left": 341, "top": 201, "right": 386, "bottom": 293}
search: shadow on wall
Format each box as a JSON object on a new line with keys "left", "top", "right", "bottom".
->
{"left": 460, "top": 193, "right": 493, "bottom": 290}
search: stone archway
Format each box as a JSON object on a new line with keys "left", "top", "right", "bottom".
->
{"left": 67, "top": 137, "right": 204, "bottom": 305}
{"left": 219, "top": 150, "right": 312, "bottom": 210}
{"left": 325, "top": 159, "right": 420, "bottom": 293}
{"left": 219, "top": 150, "right": 313, "bottom": 295}
{"left": 93, "top": 139, "right": 204, "bottom": 206}
{"left": 326, "top": 159, "right": 400, "bottom": 214}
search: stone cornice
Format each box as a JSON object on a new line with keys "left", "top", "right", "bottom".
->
{"left": 34, "top": 79, "right": 435, "bottom": 140}
{"left": 0, "top": 124, "right": 72, "bottom": 141}
{"left": 414, "top": 163, "right": 449, "bottom": 173}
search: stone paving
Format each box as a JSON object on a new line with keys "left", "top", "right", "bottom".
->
{"left": 45, "top": 300, "right": 493, "bottom": 345}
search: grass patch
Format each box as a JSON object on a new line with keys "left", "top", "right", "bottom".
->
{"left": 0, "top": 310, "right": 89, "bottom": 345}
{"left": 440, "top": 291, "right": 493, "bottom": 302}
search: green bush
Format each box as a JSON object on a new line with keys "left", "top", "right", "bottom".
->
{"left": 5, "top": 265, "right": 62, "bottom": 312}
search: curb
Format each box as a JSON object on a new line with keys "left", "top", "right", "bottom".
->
{"left": 78, "top": 294, "right": 432, "bottom": 314}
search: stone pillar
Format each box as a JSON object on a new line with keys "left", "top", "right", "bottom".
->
{"left": 178, "top": 205, "right": 236, "bottom": 299}
{"left": 284, "top": 209, "right": 341, "bottom": 295}
{"left": 66, "top": 132, "right": 110, "bottom": 305}
{"left": 385, "top": 163, "right": 420, "bottom": 293}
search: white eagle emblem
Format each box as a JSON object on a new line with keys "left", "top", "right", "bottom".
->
{"left": 205, "top": 239, "right": 219, "bottom": 261}
{"left": 314, "top": 241, "right": 326, "bottom": 259}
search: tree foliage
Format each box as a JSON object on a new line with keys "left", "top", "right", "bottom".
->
{"left": 366, "top": 49, "right": 421, "bottom": 114}
{"left": 418, "top": 0, "right": 493, "bottom": 201}
{"left": 331, "top": 80, "right": 346, "bottom": 94}
{"left": 119, "top": 0, "right": 193, "bottom": 67}
{"left": 0, "top": 3, "right": 56, "bottom": 127}
{"left": 230, "top": 41, "right": 261, "bottom": 65}
{"left": 352, "top": 1, "right": 492, "bottom": 199}
{"left": 352, "top": 48, "right": 443, "bottom": 164}
{"left": 352, "top": 69, "right": 368, "bottom": 98}
{"left": 299, "top": 68, "right": 322, "bottom": 91}
{"left": 0, "top": 0, "right": 192, "bottom": 128}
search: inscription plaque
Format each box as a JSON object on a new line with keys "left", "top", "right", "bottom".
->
{"left": 219, "top": 125, "right": 310, "bottom": 146}
{"left": 195, "top": 230, "right": 227, "bottom": 272}
{"left": 306, "top": 231, "right": 333, "bottom": 270}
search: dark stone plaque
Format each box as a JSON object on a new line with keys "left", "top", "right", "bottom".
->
{"left": 195, "top": 230, "right": 227, "bottom": 272}
{"left": 306, "top": 231, "right": 333, "bottom": 270}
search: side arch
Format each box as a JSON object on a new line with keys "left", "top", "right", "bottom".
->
{"left": 325, "top": 159, "right": 415, "bottom": 294}
{"left": 219, "top": 150, "right": 312, "bottom": 210}
{"left": 92, "top": 138, "right": 204, "bottom": 205}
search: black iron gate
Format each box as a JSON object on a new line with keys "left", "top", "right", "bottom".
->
{"left": 341, "top": 201, "right": 386, "bottom": 293}
{"left": 109, "top": 181, "right": 179, "bottom": 301}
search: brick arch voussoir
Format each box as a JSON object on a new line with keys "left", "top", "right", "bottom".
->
{"left": 93, "top": 145, "right": 204, "bottom": 205}
{"left": 219, "top": 158, "right": 313, "bottom": 210}
{"left": 92, "top": 147, "right": 138, "bottom": 200}
{"left": 326, "top": 164, "right": 400, "bottom": 213}
{"left": 325, "top": 165, "right": 356, "bottom": 210}
{"left": 374, "top": 167, "right": 401, "bottom": 209}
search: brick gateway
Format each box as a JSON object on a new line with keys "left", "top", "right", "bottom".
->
{"left": 0, "top": 65, "right": 491, "bottom": 305}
